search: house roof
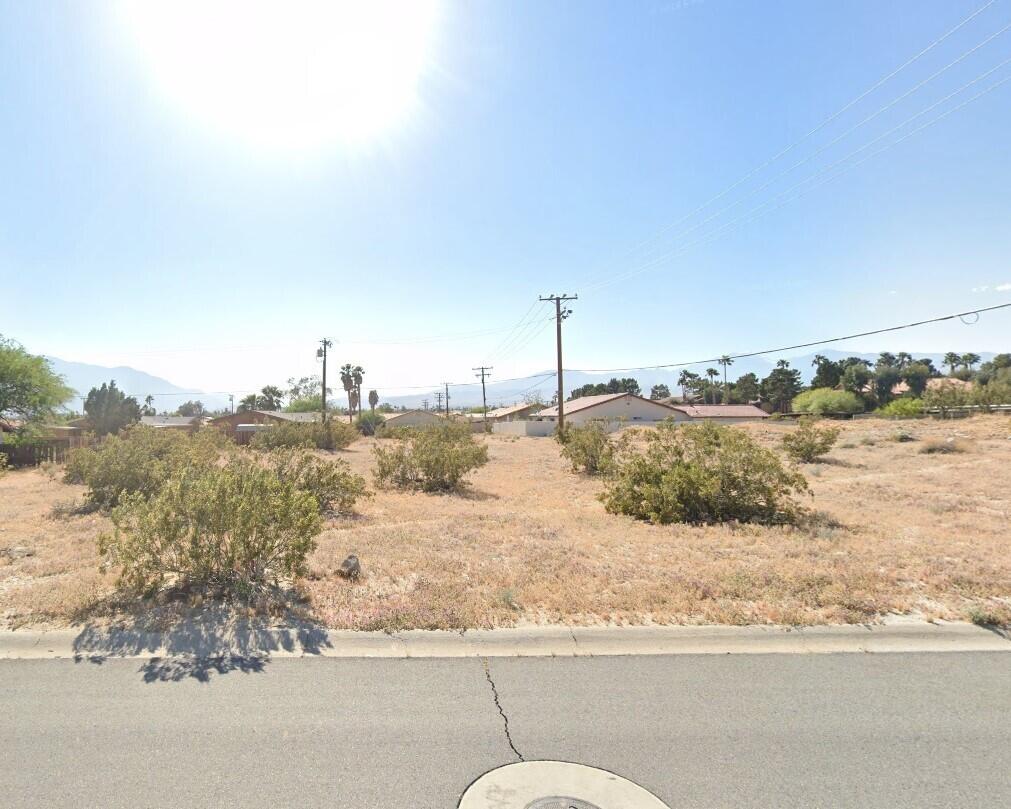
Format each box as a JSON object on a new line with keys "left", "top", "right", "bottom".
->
{"left": 670, "top": 404, "right": 770, "bottom": 419}
{"left": 257, "top": 410, "right": 321, "bottom": 423}
{"left": 140, "top": 415, "right": 201, "bottom": 427}
{"left": 536, "top": 392, "right": 676, "bottom": 418}
{"left": 487, "top": 402, "right": 540, "bottom": 419}
{"left": 384, "top": 409, "right": 443, "bottom": 422}
{"left": 891, "top": 377, "right": 973, "bottom": 396}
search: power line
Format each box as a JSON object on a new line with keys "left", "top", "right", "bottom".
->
{"left": 585, "top": 58, "right": 1011, "bottom": 292}
{"left": 565, "top": 301, "right": 1011, "bottom": 373}
{"left": 578, "top": 0, "right": 1000, "bottom": 288}
{"left": 612, "top": 21, "right": 1011, "bottom": 278}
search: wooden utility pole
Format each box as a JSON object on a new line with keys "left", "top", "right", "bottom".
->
{"left": 434, "top": 391, "right": 443, "bottom": 411}
{"left": 473, "top": 366, "right": 493, "bottom": 419}
{"left": 539, "top": 294, "right": 577, "bottom": 431}
{"left": 443, "top": 382, "right": 451, "bottom": 416}
{"left": 422, "top": 398, "right": 430, "bottom": 411}
{"left": 318, "top": 338, "right": 333, "bottom": 422}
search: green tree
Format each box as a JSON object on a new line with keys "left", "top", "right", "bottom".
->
{"left": 677, "top": 370, "right": 698, "bottom": 400}
{"left": 960, "top": 352, "right": 981, "bottom": 372}
{"left": 874, "top": 366, "right": 901, "bottom": 405}
{"left": 649, "top": 383, "right": 671, "bottom": 400}
{"left": 176, "top": 400, "right": 205, "bottom": 417}
{"left": 900, "top": 362, "right": 931, "bottom": 397}
{"left": 717, "top": 355, "right": 734, "bottom": 400}
{"left": 895, "top": 351, "right": 912, "bottom": 369}
{"left": 141, "top": 395, "right": 156, "bottom": 416}
{"left": 0, "top": 336, "right": 74, "bottom": 433}
{"left": 259, "top": 385, "right": 284, "bottom": 410}
{"left": 841, "top": 363, "right": 872, "bottom": 397}
{"left": 368, "top": 389, "right": 379, "bottom": 411}
{"left": 810, "top": 354, "right": 843, "bottom": 389}
{"left": 84, "top": 381, "right": 141, "bottom": 436}
{"left": 943, "top": 352, "right": 961, "bottom": 376}
{"left": 876, "top": 352, "right": 897, "bottom": 370}
{"left": 733, "top": 372, "right": 760, "bottom": 403}
{"left": 704, "top": 368, "right": 719, "bottom": 404}
{"left": 760, "top": 361, "right": 801, "bottom": 413}
{"left": 339, "top": 364, "right": 355, "bottom": 422}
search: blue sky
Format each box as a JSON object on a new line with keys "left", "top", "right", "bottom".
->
{"left": 2, "top": 0, "right": 1009, "bottom": 398}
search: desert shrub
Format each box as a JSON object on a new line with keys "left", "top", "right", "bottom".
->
{"left": 99, "top": 458, "right": 321, "bottom": 594}
{"left": 375, "top": 424, "right": 414, "bottom": 439}
{"left": 355, "top": 411, "right": 386, "bottom": 436}
{"left": 890, "top": 429, "right": 916, "bottom": 443}
{"left": 372, "top": 421, "right": 488, "bottom": 492}
{"left": 792, "top": 388, "right": 864, "bottom": 415}
{"left": 556, "top": 421, "right": 622, "bottom": 474}
{"left": 0, "top": 452, "right": 7, "bottom": 478}
{"left": 971, "top": 380, "right": 1011, "bottom": 412}
{"left": 781, "top": 417, "right": 841, "bottom": 463}
{"left": 64, "top": 425, "right": 229, "bottom": 509}
{"left": 920, "top": 438, "right": 968, "bottom": 455}
{"left": 877, "top": 398, "right": 924, "bottom": 418}
{"left": 266, "top": 447, "right": 369, "bottom": 516}
{"left": 249, "top": 419, "right": 357, "bottom": 451}
{"left": 600, "top": 421, "right": 809, "bottom": 525}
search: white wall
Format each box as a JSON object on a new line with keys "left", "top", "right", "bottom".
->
{"left": 562, "top": 397, "right": 687, "bottom": 426}
{"left": 492, "top": 420, "right": 556, "bottom": 437}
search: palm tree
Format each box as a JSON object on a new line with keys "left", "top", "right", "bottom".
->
{"left": 718, "top": 355, "right": 734, "bottom": 401}
{"left": 352, "top": 365, "right": 364, "bottom": 417}
{"left": 705, "top": 368, "right": 719, "bottom": 404}
{"left": 943, "top": 352, "right": 961, "bottom": 376}
{"left": 961, "top": 352, "right": 981, "bottom": 372}
{"left": 368, "top": 389, "right": 379, "bottom": 412}
{"left": 896, "top": 352, "right": 912, "bottom": 369}
{"left": 339, "top": 364, "right": 354, "bottom": 423}
{"left": 677, "top": 370, "right": 691, "bottom": 400}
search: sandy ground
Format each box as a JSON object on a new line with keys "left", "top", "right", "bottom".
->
{"left": 2, "top": 415, "right": 1010, "bottom": 630}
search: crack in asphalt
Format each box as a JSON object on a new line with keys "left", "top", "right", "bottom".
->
{"left": 482, "top": 657, "right": 524, "bottom": 762}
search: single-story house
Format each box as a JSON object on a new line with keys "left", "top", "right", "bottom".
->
{"left": 209, "top": 410, "right": 322, "bottom": 443}
{"left": 140, "top": 415, "right": 205, "bottom": 433}
{"left": 486, "top": 402, "right": 543, "bottom": 422}
{"left": 381, "top": 409, "right": 444, "bottom": 428}
{"left": 668, "top": 404, "right": 770, "bottom": 423}
{"left": 534, "top": 393, "right": 687, "bottom": 427}
{"left": 890, "top": 377, "right": 973, "bottom": 397}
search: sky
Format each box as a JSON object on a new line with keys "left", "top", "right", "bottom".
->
{"left": 2, "top": 0, "right": 1010, "bottom": 402}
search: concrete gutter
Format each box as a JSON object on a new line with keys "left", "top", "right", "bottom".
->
{"left": 0, "top": 621, "right": 1008, "bottom": 660}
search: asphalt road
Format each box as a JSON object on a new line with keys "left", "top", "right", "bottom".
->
{"left": 2, "top": 652, "right": 1009, "bottom": 808}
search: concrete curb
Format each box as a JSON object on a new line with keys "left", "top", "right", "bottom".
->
{"left": 0, "top": 621, "right": 1008, "bottom": 660}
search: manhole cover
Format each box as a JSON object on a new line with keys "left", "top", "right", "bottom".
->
{"left": 459, "top": 761, "right": 670, "bottom": 809}
{"left": 525, "top": 798, "right": 602, "bottom": 809}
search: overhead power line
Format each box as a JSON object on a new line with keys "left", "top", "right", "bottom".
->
{"left": 565, "top": 302, "right": 1011, "bottom": 373}
{"left": 580, "top": 0, "right": 1000, "bottom": 286}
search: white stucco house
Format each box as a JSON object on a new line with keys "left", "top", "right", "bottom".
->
{"left": 534, "top": 393, "right": 686, "bottom": 427}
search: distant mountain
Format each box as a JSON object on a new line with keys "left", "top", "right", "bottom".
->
{"left": 380, "top": 351, "right": 999, "bottom": 410}
{"left": 45, "top": 357, "right": 230, "bottom": 412}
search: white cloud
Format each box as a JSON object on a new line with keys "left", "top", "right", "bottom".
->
{"left": 996, "top": 282, "right": 1011, "bottom": 292}
{"left": 971, "top": 285, "right": 990, "bottom": 292}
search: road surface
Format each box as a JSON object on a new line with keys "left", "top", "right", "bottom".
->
{"left": 2, "top": 652, "right": 1009, "bottom": 807}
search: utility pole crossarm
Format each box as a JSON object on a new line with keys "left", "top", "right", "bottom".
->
{"left": 473, "top": 366, "right": 493, "bottom": 420}
{"left": 539, "top": 293, "right": 577, "bottom": 431}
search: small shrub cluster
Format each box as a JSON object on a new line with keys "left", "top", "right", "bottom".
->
{"left": 877, "top": 398, "right": 924, "bottom": 418}
{"left": 920, "top": 438, "right": 968, "bottom": 455}
{"left": 355, "top": 411, "right": 386, "bottom": 436}
{"left": 792, "top": 388, "right": 864, "bottom": 415}
{"left": 556, "top": 421, "right": 623, "bottom": 475}
{"left": 600, "top": 421, "right": 809, "bottom": 525}
{"left": 64, "top": 426, "right": 229, "bottom": 509}
{"left": 249, "top": 419, "right": 357, "bottom": 451}
{"left": 373, "top": 421, "right": 488, "bottom": 492}
{"left": 266, "top": 447, "right": 369, "bottom": 516}
{"left": 890, "top": 429, "right": 916, "bottom": 443}
{"left": 781, "top": 418, "right": 841, "bottom": 463}
{"left": 100, "top": 458, "right": 322, "bottom": 594}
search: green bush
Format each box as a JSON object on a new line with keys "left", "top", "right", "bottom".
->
{"left": 600, "top": 421, "right": 809, "bottom": 525}
{"left": 877, "top": 398, "right": 924, "bottom": 418}
{"left": 64, "top": 426, "right": 229, "bottom": 509}
{"left": 266, "top": 447, "right": 369, "bottom": 516}
{"left": 249, "top": 419, "right": 357, "bottom": 451}
{"left": 372, "top": 421, "right": 488, "bottom": 492}
{"left": 922, "top": 382, "right": 971, "bottom": 415}
{"left": 99, "top": 458, "right": 321, "bottom": 594}
{"left": 781, "top": 418, "right": 841, "bottom": 463}
{"left": 557, "top": 421, "right": 622, "bottom": 475}
{"left": 792, "top": 388, "right": 864, "bottom": 415}
{"left": 355, "top": 411, "right": 386, "bottom": 436}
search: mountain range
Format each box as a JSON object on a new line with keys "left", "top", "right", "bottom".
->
{"left": 46, "top": 351, "right": 998, "bottom": 413}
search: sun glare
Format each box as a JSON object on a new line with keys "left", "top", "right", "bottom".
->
{"left": 118, "top": 0, "right": 441, "bottom": 151}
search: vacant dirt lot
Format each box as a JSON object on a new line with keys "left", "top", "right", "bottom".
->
{"left": 2, "top": 415, "right": 1010, "bottom": 630}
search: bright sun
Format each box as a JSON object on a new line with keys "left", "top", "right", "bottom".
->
{"left": 118, "top": 0, "right": 441, "bottom": 151}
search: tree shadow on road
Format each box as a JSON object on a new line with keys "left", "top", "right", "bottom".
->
{"left": 71, "top": 605, "right": 332, "bottom": 683}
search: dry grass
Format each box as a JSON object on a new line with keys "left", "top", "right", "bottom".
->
{"left": 2, "top": 415, "right": 1010, "bottom": 630}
